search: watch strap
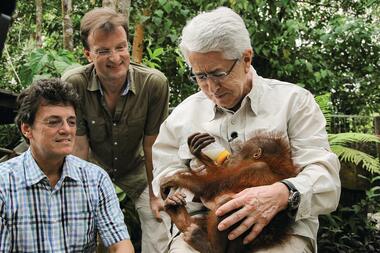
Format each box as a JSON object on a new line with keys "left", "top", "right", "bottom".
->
{"left": 281, "top": 179, "right": 296, "bottom": 190}
{"left": 281, "top": 179, "right": 300, "bottom": 218}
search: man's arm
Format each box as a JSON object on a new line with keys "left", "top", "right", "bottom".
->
{"left": 0, "top": 192, "right": 10, "bottom": 251}
{"left": 216, "top": 91, "right": 341, "bottom": 244}
{"left": 151, "top": 119, "right": 191, "bottom": 198}
{"left": 108, "top": 239, "right": 134, "bottom": 253}
{"left": 143, "top": 134, "right": 164, "bottom": 220}
{"left": 72, "top": 135, "right": 89, "bottom": 160}
{"left": 97, "top": 172, "right": 131, "bottom": 250}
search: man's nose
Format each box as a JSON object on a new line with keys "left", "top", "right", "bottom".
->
{"left": 109, "top": 51, "right": 122, "bottom": 62}
{"left": 206, "top": 78, "right": 221, "bottom": 93}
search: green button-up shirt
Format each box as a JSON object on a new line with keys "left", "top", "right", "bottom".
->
{"left": 62, "top": 63, "right": 169, "bottom": 199}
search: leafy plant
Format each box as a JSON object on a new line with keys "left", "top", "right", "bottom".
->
{"left": 142, "top": 40, "right": 164, "bottom": 69}
{"left": 316, "top": 93, "right": 380, "bottom": 174}
{"left": 329, "top": 133, "right": 380, "bottom": 174}
{"left": 18, "top": 48, "right": 81, "bottom": 86}
{"left": 318, "top": 176, "right": 380, "bottom": 253}
{"left": 3, "top": 1, "right": 379, "bottom": 113}
{"left": 316, "top": 92, "right": 380, "bottom": 251}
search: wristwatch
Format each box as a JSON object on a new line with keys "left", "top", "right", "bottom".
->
{"left": 281, "top": 179, "right": 301, "bottom": 217}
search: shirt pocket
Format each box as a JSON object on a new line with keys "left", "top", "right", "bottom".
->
{"left": 87, "top": 117, "right": 107, "bottom": 143}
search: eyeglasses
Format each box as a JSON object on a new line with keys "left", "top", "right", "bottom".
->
{"left": 38, "top": 117, "right": 77, "bottom": 128}
{"left": 189, "top": 59, "right": 239, "bottom": 83}
{"left": 90, "top": 45, "right": 129, "bottom": 57}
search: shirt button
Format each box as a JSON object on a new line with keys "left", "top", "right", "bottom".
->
{"left": 231, "top": 119, "right": 236, "bottom": 125}
{"left": 91, "top": 120, "right": 96, "bottom": 124}
{"left": 114, "top": 141, "right": 118, "bottom": 146}
{"left": 114, "top": 157, "right": 118, "bottom": 161}
{"left": 112, "top": 177, "right": 116, "bottom": 182}
{"left": 113, "top": 123, "right": 117, "bottom": 127}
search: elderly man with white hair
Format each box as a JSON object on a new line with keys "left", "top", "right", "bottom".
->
{"left": 152, "top": 6, "right": 340, "bottom": 253}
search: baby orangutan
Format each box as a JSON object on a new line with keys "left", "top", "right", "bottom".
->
{"left": 160, "top": 132, "right": 299, "bottom": 253}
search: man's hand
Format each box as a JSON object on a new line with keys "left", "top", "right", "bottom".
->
{"left": 150, "top": 194, "right": 164, "bottom": 221}
{"left": 215, "top": 182, "right": 289, "bottom": 244}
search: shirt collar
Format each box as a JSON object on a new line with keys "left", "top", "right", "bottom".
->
{"left": 207, "top": 66, "right": 260, "bottom": 120}
{"left": 23, "top": 150, "right": 80, "bottom": 187}
{"left": 127, "top": 64, "right": 137, "bottom": 94}
{"left": 246, "top": 66, "right": 261, "bottom": 115}
{"left": 23, "top": 149, "right": 46, "bottom": 187}
{"left": 87, "top": 63, "right": 131, "bottom": 96}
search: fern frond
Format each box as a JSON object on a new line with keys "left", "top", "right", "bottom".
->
{"left": 331, "top": 146, "right": 380, "bottom": 174}
{"left": 315, "top": 93, "right": 333, "bottom": 114}
{"left": 328, "top": 133, "right": 380, "bottom": 146}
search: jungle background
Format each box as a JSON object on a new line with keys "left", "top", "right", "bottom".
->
{"left": 0, "top": 0, "right": 379, "bottom": 252}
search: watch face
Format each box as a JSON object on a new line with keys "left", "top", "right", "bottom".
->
{"left": 289, "top": 191, "right": 301, "bottom": 210}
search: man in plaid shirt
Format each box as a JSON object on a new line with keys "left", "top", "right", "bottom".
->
{"left": 0, "top": 79, "right": 134, "bottom": 253}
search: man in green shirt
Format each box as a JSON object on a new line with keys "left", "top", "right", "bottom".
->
{"left": 62, "top": 7, "right": 170, "bottom": 253}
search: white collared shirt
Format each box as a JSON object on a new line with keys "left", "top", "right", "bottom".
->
{"left": 152, "top": 67, "right": 340, "bottom": 248}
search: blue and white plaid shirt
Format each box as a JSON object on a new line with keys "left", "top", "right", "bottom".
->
{"left": 0, "top": 149, "right": 129, "bottom": 252}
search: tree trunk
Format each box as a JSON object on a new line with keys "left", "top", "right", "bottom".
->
{"left": 102, "top": 0, "right": 116, "bottom": 9}
{"left": 132, "top": 9, "right": 149, "bottom": 64}
{"left": 61, "top": 0, "right": 73, "bottom": 51}
{"left": 35, "top": 0, "right": 43, "bottom": 47}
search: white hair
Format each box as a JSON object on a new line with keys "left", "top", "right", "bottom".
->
{"left": 179, "top": 7, "right": 252, "bottom": 65}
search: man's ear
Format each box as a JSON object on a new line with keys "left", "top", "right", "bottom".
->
{"left": 242, "top": 48, "right": 253, "bottom": 73}
{"left": 84, "top": 49, "right": 93, "bottom": 63}
{"left": 21, "top": 123, "right": 32, "bottom": 139}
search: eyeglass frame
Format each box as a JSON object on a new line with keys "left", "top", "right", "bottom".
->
{"left": 189, "top": 59, "right": 239, "bottom": 83}
{"left": 36, "top": 116, "right": 77, "bottom": 129}
{"left": 88, "top": 43, "right": 129, "bottom": 58}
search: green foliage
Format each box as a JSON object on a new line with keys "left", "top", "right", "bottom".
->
{"left": 329, "top": 135, "right": 380, "bottom": 174}
{"left": 126, "top": 0, "right": 380, "bottom": 111}
{"left": 2, "top": 1, "right": 379, "bottom": 112}
{"left": 142, "top": 41, "right": 164, "bottom": 69}
{"left": 318, "top": 176, "right": 380, "bottom": 252}
{"left": 0, "top": 3, "right": 378, "bottom": 252}
{"left": 18, "top": 48, "right": 81, "bottom": 86}
{"left": 291, "top": 0, "right": 380, "bottom": 114}
{"left": 315, "top": 93, "right": 380, "bottom": 174}
{"left": 315, "top": 93, "right": 333, "bottom": 130}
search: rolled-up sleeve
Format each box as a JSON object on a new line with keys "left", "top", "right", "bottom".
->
{"left": 287, "top": 91, "right": 341, "bottom": 220}
{"left": 96, "top": 174, "right": 130, "bottom": 247}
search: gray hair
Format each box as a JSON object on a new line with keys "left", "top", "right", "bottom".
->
{"left": 179, "top": 7, "right": 252, "bottom": 65}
